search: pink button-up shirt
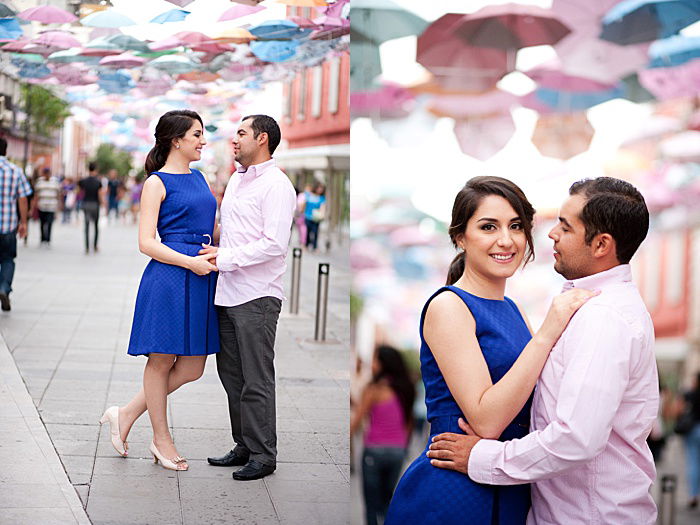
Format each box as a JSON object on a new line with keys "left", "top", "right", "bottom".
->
{"left": 469, "top": 264, "right": 659, "bottom": 525}
{"left": 215, "top": 159, "right": 296, "bottom": 307}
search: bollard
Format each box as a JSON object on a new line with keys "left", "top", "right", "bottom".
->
{"left": 314, "top": 263, "right": 330, "bottom": 341}
{"left": 289, "top": 248, "right": 302, "bottom": 315}
{"left": 659, "top": 474, "right": 677, "bottom": 525}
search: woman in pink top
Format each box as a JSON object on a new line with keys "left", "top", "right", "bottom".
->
{"left": 351, "top": 345, "right": 415, "bottom": 525}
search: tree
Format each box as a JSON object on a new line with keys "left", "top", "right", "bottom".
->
{"left": 21, "top": 85, "right": 71, "bottom": 138}
{"left": 91, "top": 143, "right": 133, "bottom": 177}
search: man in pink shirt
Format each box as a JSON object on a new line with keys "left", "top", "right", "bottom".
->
{"left": 428, "top": 177, "right": 659, "bottom": 524}
{"left": 202, "top": 115, "right": 296, "bottom": 481}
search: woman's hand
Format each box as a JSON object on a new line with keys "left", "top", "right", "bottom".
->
{"left": 188, "top": 253, "right": 218, "bottom": 275}
{"left": 538, "top": 288, "right": 600, "bottom": 347}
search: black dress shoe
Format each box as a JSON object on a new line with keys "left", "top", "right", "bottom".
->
{"left": 207, "top": 449, "right": 249, "bottom": 467}
{"left": 0, "top": 292, "right": 10, "bottom": 311}
{"left": 232, "top": 460, "right": 275, "bottom": 481}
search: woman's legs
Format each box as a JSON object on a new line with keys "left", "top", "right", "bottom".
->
{"left": 119, "top": 355, "right": 206, "bottom": 443}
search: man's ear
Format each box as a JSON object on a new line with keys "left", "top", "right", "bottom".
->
{"left": 257, "top": 131, "right": 268, "bottom": 148}
{"left": 592, "top": 233, "right": 616, "bottom": 260}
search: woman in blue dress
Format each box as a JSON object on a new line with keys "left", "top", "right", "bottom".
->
{"left": 386, "top": 177, "right": 595, "bottom": 524}
{"left": 99, "top": 110, "right": 219, "bottom": 471}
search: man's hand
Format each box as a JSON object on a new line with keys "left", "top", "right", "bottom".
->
{"left": 427, "top": 418, "right": 481, "bottom": 475}
{"left": 17, "top": 222, "right": 27, "bottom": 239}
{"left": 198, "top": 245, "right": 218, "bottom": 257}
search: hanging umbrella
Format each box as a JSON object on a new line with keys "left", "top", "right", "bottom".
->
{"left": 531, "top": 112, "right": 594, "bottom": 159}
{"left": 218, "top": 4, "right": 265, "bottom": 21}
{"left": 99, "top": 52, "right": 147, "bottom": 68}
{"left": 453, "top": 114, "right": 516, "bottom": 161}
{"left": 80, "top": 9, "right": 136, "bottom": 28}
{"left": 16, "top": 62, "right": 51, "bottom": 79}
{"left": 323, "top": 0, "right": 348, "bottom": 17}
{"left": 351, "top": 83, "right": 414, "bottom": 119}
{"left": 82, "top": 36, "right": 122, "bottom": 56}
{"left": 551, "top": 0, "right": 620, "bottom": 28}
{"left": 51, "top": 64, "right": 98, "bottom": 86}
{"left": 211, "top": 27, "right": 255, "bottom": 44}
{"left": 450, "top": 3, "right": 571, "bottom": 50}
{"left": 1, "top": 36, "right": 30, "bottom": 51}
{"left": 47, "top": 48, "right": 100, "bottom": 64}
{"left": 200, "top": 52, "right": 232, "bottom": 73}
{"left": 149, "top": 35, "right": 184, "bottom": 51}
{"left": 600, "top": 0, "right": 700, "bottom": 46}
{"left": 98, "top": 70, "right": 134, "bottom": 93}
{"left": 175, "top": 31, "right": 228, "bottom": 53}
{"left": 649, "top": 35, "right": 700, "bottom": 67}
{"left": 639, "top": 57, "right": 700, "bottom": 99}
{"left": 294, "top": 39, "right": 334, "bottom": 66}
{"left": 554, "top": 28, "right": 650, "bottom": 83}
{"left": 524, "top": 63, "right": 617, "bottom": 92}
{"left": 534, "top": 85, "right": 624, "bottom": 111}
{"left": 249, "top": 39, "right": 299, "bottom": 62}
{"left": 177, "top": 71, "right": 219, "bottom": 83}
{"left": 418, "top": 13, "right": 511, "bottom": 85}
{"left": 105, "top": 34, "right": 149, "bottom": 53}
{"left": 351, "top": 0, "right": 427, "bottom": 44}
{"left": 350, "top": 34, "right": 382, "bottom": 91}
{"left": 33, "top": 30, "right": 81, "bottom": 50}
{"left": 165, "top": 0, "right": 194, "bottom": 6}
{"left": 0, "top": 17, "right": 22, "bottom": 41}
{"left": 620, "top": 72, "right": 656, "bottom": 102}
{"left": 0, "top": 3, "right": 17, "bottom": 18}
{"left": 428, "top": 89, "right": 519, "bottom": 119}
{"left": 18, "top": 5, "right": 77, "bottom": 24}
{"left": 249, "top": 19, "right": 308, "bottom": 40}
{"left": 149, "top": 54, "right": 198, "bottom": 74}
{"left": 287, "top": 16, "right": 318, "bottom": 29}
{"left": 150, "top": 9, "right": 190, "bottom": 24}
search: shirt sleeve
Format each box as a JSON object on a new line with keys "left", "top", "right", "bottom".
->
{"left": 16, "top": 169, "right": 32, "bottom": 198}
{"left": 216, "top": 180, "right": 296, "bottom": 272}
{"left": 468, "top": 304, "right": 634, "bottom": 485}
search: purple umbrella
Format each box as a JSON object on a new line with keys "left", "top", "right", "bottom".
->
{"left": 18, "top": 5, "right": 77, "bottom": 24}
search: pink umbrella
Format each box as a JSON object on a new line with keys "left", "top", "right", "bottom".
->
{"left": 218, "top": 3, "right": 265, "bottom": 21}
{"left": 1, "top": 37, "right": 31, "bottom": 52}
{"left": 351, "top": 83, "right": 415, "bottom": 119}
{"left": 432, "top": 73, "right": 503, "bottom": 93}
{"left": 418, "top": 13, "right": 511, "bottom": 82}
{"left": 149, "top": 35, "right": 183, "bottom": 52}
{"left": 50, "top": 64, "right": 97, "bottom": 86}
{"left": 33, "top": 31, "right": 82, "bottom": 50}
{"left": 428, "top": 89, "right": 519, "bottom": 119}
{"left": 639, "top": 58, "right": 700, "bottom": 100}
{"left": 451, "top": 4, "right": 571, "bottom": 50}
{"left": 99, "top": 52, "right": 147, "bottom": 68}
{"left": 322, "top": 0, "right": 347, "bottom": 18}
{"left": 454, "top": 114, "right": 516, "bottom": 161}
{"left": 18, "top": 5, "right": 77, "bottom": 24}
{"left": 287, "top": 16, "right": 318, "bottom": 29}
{"left": 550, "top": 0, "right": 619, "bottom": 29}
{"left": 524, "top": 61, "right": 617, "bottom": 92}
{"left": 531, "top": 112, "right": 594, "bottom": 160}
{"left": 310, "top": 16, "right": 349, "bottom": 39}
{"left": 175, "top": 31, "right": 227, "bottom": 53}
{"left": 80, "top": 47, "right": 121, "bottom": 57}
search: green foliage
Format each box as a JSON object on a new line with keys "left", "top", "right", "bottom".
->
{"left": 350, "top": 291, "right": 363, "bottom": 323}
{"left": 91, "top": 143, "right": 133, "bottom": 177}
{"left": 21, "top": 85, "right": 71, "bottom": 138}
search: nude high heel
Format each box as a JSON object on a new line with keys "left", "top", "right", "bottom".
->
{"left": 99, "top": 406, "right": 128, "bottom": 457}
{"left": 150, "top": 441, "right": 188, "bottom": 471}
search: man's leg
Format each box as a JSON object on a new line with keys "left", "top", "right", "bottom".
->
{"left": 230, "top": 297, "right": 281, "bottom": 466}
{"left": 215, "top": 306, "right": 248, "bottom": 454}
{"left": 83, "top": 209, "right": 90, "bottom": 252}
{"left": 0, "top": 232, "right": 17, "bottom": 311}
{"left": 45, "top": 212, "right": 55, "bottom": 243}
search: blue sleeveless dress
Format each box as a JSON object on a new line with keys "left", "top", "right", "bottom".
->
{"left": 127, "top": 170, "right": 219, "bottom": 357}
{"left": 386, "top": 286, "right": 532, "bottom": 525}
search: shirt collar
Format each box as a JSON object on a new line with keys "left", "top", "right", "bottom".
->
{"left": 561, "top": 264, "right": 632, "bottom": 292}
{"left": 237, "top": 158, "right": 275, "bottom": 178}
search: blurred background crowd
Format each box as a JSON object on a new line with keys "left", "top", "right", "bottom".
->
{"left": 349, "top": 1, "right": 700, "bottom": 524}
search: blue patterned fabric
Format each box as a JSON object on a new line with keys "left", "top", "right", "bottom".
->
{"left": 0, "top": 157, "right": 32, "bottom": 233}
{"left": 128, "top": 169, "right": 219, "bottom": 356}
{"left": 386, "top": 286, "right": 533, "bottom": 525}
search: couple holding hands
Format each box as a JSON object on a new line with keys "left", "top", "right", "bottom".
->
{"left": 99, "top": 110, "right": 296, "bottom": 481}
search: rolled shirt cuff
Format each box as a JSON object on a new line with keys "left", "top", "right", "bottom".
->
{"left": 468, "top": 438, "right": 503, "bottom": 485}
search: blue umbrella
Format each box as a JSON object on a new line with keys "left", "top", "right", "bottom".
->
{"left": 17, "top": 62, "right": 50, "bottom": 79}
{"left": 250, "top": 40, "right": 299, "bottom": 62}
{"left": 98, "top": 70, "right": 134, "bottom": 93}
{"left": 600, "top": 0, "right": 700, "bottom": 45}
{"left": 0, "top": 18, "right": 22, "bottom": 40}
{"left": 150, "top": 9, "right": 190, "bottom": 24}
{"left": 649, "top": 35, "right": 700, "bottom": 67}
{"left": 249, "top": 19, "right": 308, "bottom": 40}
{"left": 535, "top": 86, "right": 624, "bottom": 111}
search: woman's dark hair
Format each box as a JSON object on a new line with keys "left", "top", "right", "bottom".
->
{"left": 568, "top": 177, "right": 648, "bottom": 264}
{"left": 144, "top": 110, "right": 203, "bottom": 174}
{"left": 446, "top": 176, "right": 535, "bottom": 285}
{"left": 372, "top": 345, "right": 415, "bottom": 427}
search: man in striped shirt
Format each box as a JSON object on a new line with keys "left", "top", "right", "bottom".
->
{"left": 0, "top": 137, "right": 32, "bottom": 311}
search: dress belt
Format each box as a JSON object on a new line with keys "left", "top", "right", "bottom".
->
{"left": 160, "top": 233, "right": 212, "bottom": 245}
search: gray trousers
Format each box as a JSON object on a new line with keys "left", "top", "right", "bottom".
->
{"left": 217, "top": 297, "right": 281, "bottom": 466}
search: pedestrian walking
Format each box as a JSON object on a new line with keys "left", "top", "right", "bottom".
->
{"left": 679, "top": 372, "right": 700, "bottom": 509}
{"left": 78, "top": 162, "right": 104, "bottom": 253}
{"left": 294, "top": 184, "right": 310, "bottom": 246}
{"left": 202, "top": 114, "right": 296, "bottom": 481}
{"left": 99, "top": 110, "right": 218, "bottom": 471}
{"left": 0, "top": 137, "right": 32, "bottom": 311}
{"left": 106, "top": 168, "right": 123, "bottom": 222}
{"left": 351, "top": 345, "right": 415, "bottom": 525}
{"left": 304, "top": 181, "right": 326, "bottom": 252}
{"left": 61, "top": 177, "right": 77, "bottom": 224}
{"left": 32, "top": 168, "right": 60, "bottom": 246}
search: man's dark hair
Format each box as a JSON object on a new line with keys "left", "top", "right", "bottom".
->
{"left": 242, "top": 114, "right": 281, "bottom": 155}
{"left": 569, "top": 177, "right": 649, "bottom": 264}
{"left": 88, "top": 161, "right": 97, "bottom": 172}
{"left": 0, "top": 137, "right": 7, "bottom": 156}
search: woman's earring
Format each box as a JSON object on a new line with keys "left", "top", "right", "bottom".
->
{"left": 176, "top": 144, "right": 180, "bottom": 149}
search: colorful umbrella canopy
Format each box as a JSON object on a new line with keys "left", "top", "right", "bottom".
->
{"left": 451, "top": 3, "right": 571, "bottom": 50}
{"left": 453, "top": 114, "right": 515, "bottom": 161}
{"left": 351, "top": 0, "right": 427, "bottom": 44}
{"left": 249, "top": 39, "right": 299, "bottom": 62}
{"left": 600, "top": 0, "right": 700, "bottom": 46}
{"left": 0, "top": 18, "right": 22, "bottom": 41}
{"left": 218, "top": 4, "right": 265, "bottom": 21}
{"left": 417, "top": 13, "right": 511, "bottom": 82}
{"left": 99, "top": 52, "right": 147, "bottom": 68}
{"left": 150, "top": 9, "right": 190, "bottom": 24}
{"left": 649, "top": 35, "right": 700, "bottom": 67}
{"left": 531, "top": 112, "right": 594, "bottom": 159}
{"left": 18, "top": 5, "right": 77, "bottom": 24}
{"left": 80, "top": 9, "right": 136, "bottom": 28}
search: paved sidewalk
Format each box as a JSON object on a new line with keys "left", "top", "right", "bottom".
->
{"left": 0, "top": 218, "right": 349, "bottom": 524}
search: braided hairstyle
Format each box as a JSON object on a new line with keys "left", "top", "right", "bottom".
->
{"left": 144, "top": 110, "right": 203, "bottom": 175}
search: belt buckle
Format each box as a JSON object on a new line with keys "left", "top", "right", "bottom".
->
{"left": 202, "top": 234, "right": 212, "bottom": 246}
